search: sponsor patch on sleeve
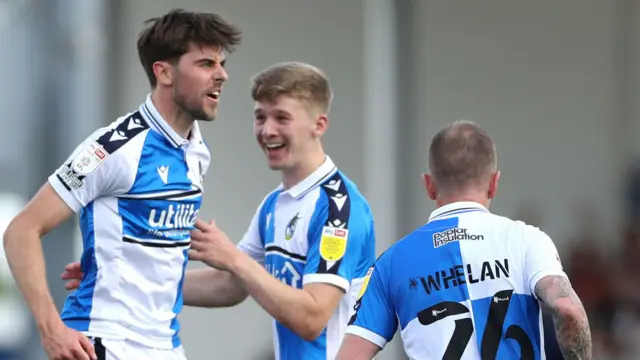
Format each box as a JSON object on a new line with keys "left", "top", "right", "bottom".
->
{"left": 319, "top": 226, "right": 349, "bottom": 261}
{"left": 356, "top": 266, "right": 374, "bottom": 300}
{"left": 71, "top": 141, "right": 108, "bottom": 175}
{"left": 56, "top": 165, "right": 84, "bottom": 190}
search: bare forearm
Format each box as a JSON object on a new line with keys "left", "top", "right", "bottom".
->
{"left": 182, "top": 268, "right": 247, "bottom": 307}
{"left": 535, "top": 276, "right": 592, "bottom": 360}
{"left": 231, "top": 253, "right": 315, "bottom": 336}
{"left": 3, "top": 226, "right": 60, "bottom": 332}
{"left": 550, "top": 306, "right": 591, "bottom": 359}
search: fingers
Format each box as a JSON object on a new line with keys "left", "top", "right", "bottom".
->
{"left": 189, "top": 239, "right": 206, "bottom": 251}
{"left": 65, "top": 280, "right": 81, "bottom": 291}
{"left": 65, "top": 261, "right": 81, "bottom": 272}
{"left": 78, "top": 335, "right": 97, "bottom": 360}
{"left": 188, "top": 249, "right": 204, "bottom": 262}
{"left": 194, "top": 218, "right": 211, "bottom": 231}
{"left": 190, "top": 229, "right": 207, "bottom": 242}
{"left": 71, "top": 346, "right": 90, "bottom": 360}
{"left": 61, "top": 271, "right": 81, "bottom": 281}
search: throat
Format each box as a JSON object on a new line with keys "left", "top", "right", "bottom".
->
{"left": 282, "top": 154, "right": 327, "bottom": 190}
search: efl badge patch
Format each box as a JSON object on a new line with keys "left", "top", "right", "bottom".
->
{"left": 320, "top": 226, "right": 348, "bottom": 261}
{"left": 71, "top": 141, "right": 108, "bottom": 175}
{"left": 357, "top": 267, "right": 374, "bottom": 300}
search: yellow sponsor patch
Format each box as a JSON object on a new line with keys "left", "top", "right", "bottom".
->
{"left": 357, "top": 267, "right": 374, "bottom": 300}
{"left": 319, "top": 226, "right": 349, "bottom": 261}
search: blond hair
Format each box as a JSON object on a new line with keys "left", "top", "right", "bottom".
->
{"left": 251, "top": 61, "right": 333, "bottom": 113}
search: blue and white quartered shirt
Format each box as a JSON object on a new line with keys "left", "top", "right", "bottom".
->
{"left": 346, "top": 201, "right": 567, "bottom": 360}
{"left": 237, "top": 156, "right": 376, "bottom": 360}
{"left": 49, "top": 94, "right": 209, "bottom": 349}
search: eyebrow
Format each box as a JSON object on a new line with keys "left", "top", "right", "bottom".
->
{"left": 195, "top": 58, "right": 226, "bottom": 66}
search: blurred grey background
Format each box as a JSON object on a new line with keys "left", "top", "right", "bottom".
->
{"left": 1, "top": 0, "right": 640, "bottom": 359}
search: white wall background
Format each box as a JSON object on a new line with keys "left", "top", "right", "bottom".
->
{"left": 404, "top": 0, "right": 627, "bottom": 256}
{"left": 108, "top": 0, "right": 639, "bottom": 359}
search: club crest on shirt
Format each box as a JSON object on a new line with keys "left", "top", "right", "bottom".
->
{"left": 319, "top": 226, "right": 349, "bottom": 261}
{"left": 284, "top": 213, "right": 300, "bottom": 241}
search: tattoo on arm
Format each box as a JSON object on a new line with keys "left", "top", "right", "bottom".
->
{"left": 535, "top": 276, "right": 592, "bottom": 360}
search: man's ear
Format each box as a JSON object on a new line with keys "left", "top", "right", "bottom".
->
{"left": 153, "top": 61, "right": 174, "bottom": 87}
{"left": 423, "top": 173, "right": 437, "bottom": 201}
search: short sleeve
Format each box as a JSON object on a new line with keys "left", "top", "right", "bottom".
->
{"left": 48, "top": 113, "right": 149, "bottom": 212}
{"left": 525, "top": 226, "right": 569, "bottom": 295}
{"left": 237, "top": 205, "right": 265, "bottom": 264}
{"left": 237, "top": 191, "right": 279, "bottom": 264}
{"left": 345, "top": 253, "right": 397, "bottom": 349}
{"left": 303, "top": 194, "right": 371, "bottom": 293}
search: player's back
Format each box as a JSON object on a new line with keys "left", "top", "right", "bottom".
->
{"left": 49, "top": 97, "right": 209, "bottom": 349}
{"left": 368, "top": 202, "right": 554, "bottom": 359}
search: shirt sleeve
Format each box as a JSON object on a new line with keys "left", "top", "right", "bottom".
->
{"left": 47, "top": 117, "right": 147, "bottom": 213}
{"left": 237, "top": 192, "right": 277, "bottom": 265}
{"left": 302, "top": 190, "right": 371, "bottom": 293}
{"left": 345, "top": 252, "right": 397, "bottom": 349}
{"left": 525, "top": 225, "right": 569, "bottom": 296}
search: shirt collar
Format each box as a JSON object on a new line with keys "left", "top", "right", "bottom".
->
{"left": 281, "top": 156, "right": 337, "bottom": 199}
{"left": 139, "top": 94, "right": 190, "bottom": 147}
{"left": 428, "top": 201, "right": 489, "bottom": 221}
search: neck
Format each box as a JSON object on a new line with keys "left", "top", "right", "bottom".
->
{"left": 282, "top": 147, "right": 327, "bottom": 190}
{"left": 435, "top": 193, "right": 491, "bottom": 209}
{"left": 151, "top": 89, "right": 193, "bottom": 139}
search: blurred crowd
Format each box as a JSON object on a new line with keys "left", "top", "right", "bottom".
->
{"left": 543, "top": 163, "right": 640, "bottom": 360}
{"left": 542, "top": 221, "right": 640, "bottom": 360}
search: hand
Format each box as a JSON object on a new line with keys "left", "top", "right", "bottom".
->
{"left": 190, "top": 219, "right": 242, "bottom": 272}
{"left": 60, "top": 261, "right": 83, "bottom": 291}
{"left": 40, "top": 321, "right": 97, "bottom": 360}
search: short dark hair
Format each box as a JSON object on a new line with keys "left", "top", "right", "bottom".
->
{"left": 429, "top": 120, "right": 497, "bottom": 194}
{"left": 137, "top": 8, "right": 242, "bottom": 87}
{"left": 251, "top": 62, "right": 333, "bottom": 113}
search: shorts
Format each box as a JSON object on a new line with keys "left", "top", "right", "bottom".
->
{"left": 92, "top": 337, "right": 187, "bottom": 360}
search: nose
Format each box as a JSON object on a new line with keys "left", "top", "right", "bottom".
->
{"left": 261, "top": 117, "right": 278, "bottom": 137}
{"left": 214, "top": 65, "right": 228, "bottom": 83}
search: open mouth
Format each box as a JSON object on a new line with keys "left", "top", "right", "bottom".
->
{"left": 265, "top": 143, "right": 287, "bottom": 156}
{"left": 206, "top": 90, "right": 221, "bottom": 101}
{"left": 265, "top": 143, "right": 285, "bottom": 151}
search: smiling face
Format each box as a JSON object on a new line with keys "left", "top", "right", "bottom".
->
{"left": 253, "top": 95, "right": 327, "bottom": 172}
{"left": 250, "top": 62, "right": 334, "bottom": 185}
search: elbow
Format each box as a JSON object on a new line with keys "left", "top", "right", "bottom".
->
{"left": 296, "top": 316, "right": 326, "bottom": 342}
{"left": 298, "top": 327, "right": 324, "bottom": 342}
{"left": 3, "top": 217, "right": 38, "bottom": 254}
{"left": 549, "top": 300, "right": 589, "bottom": 329}
{"left": 555, "top": 304, "right": 587, "bottom": 320}
{"left": 216, "top": 292, "right": 249, "bottom": 308}
{"left": 3, "top": 219, "right": 23, "bottom": 250}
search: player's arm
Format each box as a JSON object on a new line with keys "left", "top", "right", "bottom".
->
{"left": 229, "top": 256, "right": 343, "bottom": 341}
{"left": 534, "top": 276, "right": 591, "bottom": 360}
{"left": 3, "top": 184, "right": 74, "bottom": 335}
{"left": 336, "top": 253, "right": 396, "bottom": 360}
{"left": 182, "top": 268, "right": 247, "bottom": 307}
{"left": 230, "top": 199, "right": 371, "bottom": 340}
{"left": 183, "top": 199, "right": 269, "bottom": 308}
{"left": 526, "top": 227, "right": 592, "bottom": 360}
{"left": 3, "top": 128, "right": 129, "bottom": 360}
{"left": 62, "top": 258, "right": 249, "bottom": 308}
